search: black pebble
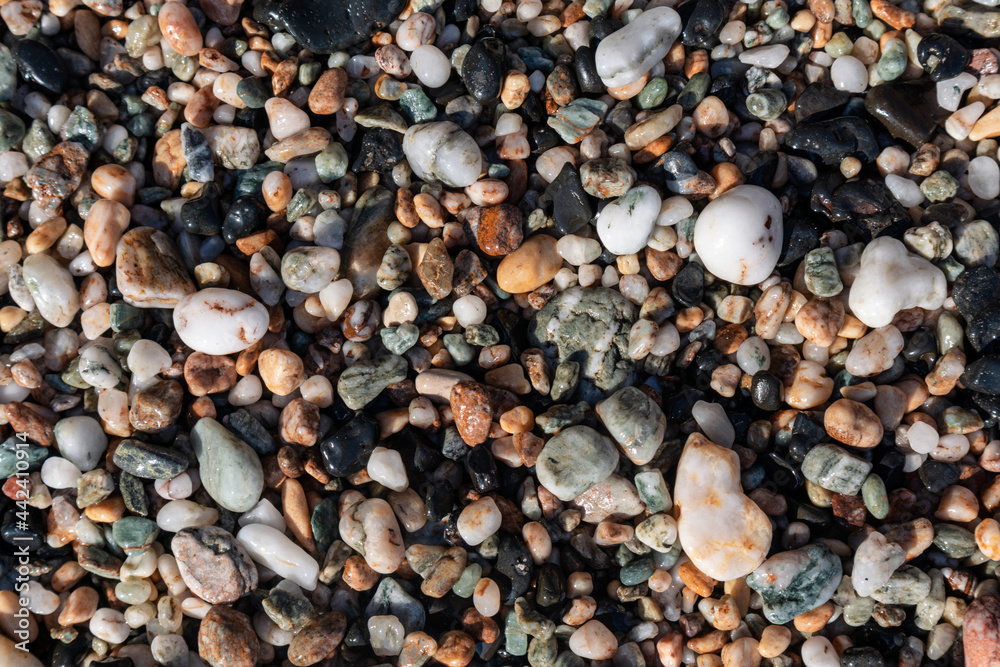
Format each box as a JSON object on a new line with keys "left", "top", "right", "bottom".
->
{"left": 574, "top": 46, "right": 603, "bottom": 94}
{"left": 784, "top": 116, "right": 879, "bottom": 166}
{"left": 751, "top": 371, "right": 782, "bottom": 411}
{"left": 465, "top": 444, "right": 499, "bottom": 493}
{"left": 180, "top": 182, "right": 222, "bottom": 235}
{"left": 545, "top": 162, "right": 592, "bottom": 234}
{"left": 462, "top": 37, "right": 505, "bottom": 102}
{"left": 916, "top": 34, "right": 968, "bottom": 82}
{"left": 258, "top": 0, "right": 406, "bottom": 53}
{"left": 222, "top": 196, "right": 269, "bottom": 244}
{"left": 671, "top": 260, "right": 704, "bottom": 308}
{"left": 351, "top": 127, "right": 403, "bottom": 173}
{"left": 14, "top": 39, "right": 66, "bottom": 93}
{"left": 320, "top": 412, "right": 380, "bottom": 477}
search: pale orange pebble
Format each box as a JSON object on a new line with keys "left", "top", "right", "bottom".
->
{"left": 51, "top": 561, "right": 87, "bottom": 593}
{"left": 496, "top": 234, "right": 561, "bottom": 293}
{"left": 58, "top": 587, "right": 99, "bottom": 626}
{"left": 975, "top": 518, "right": 1000, "bottom": 560}
{"left": 607, "top": 73, "right": 649, "bottom": 101}
{"left": 84, "top": 199, "right": 130, "bottom": 267}
{"left": 969, "top": 104, "right": 1000, "bottom": 142}
{"left": 0, "top": 589, "right": 38, "bottom": 641}
{"left": 413, "top": 193, "right": 445, "bottom": 228}
{"left": 183, "top": 86, "right": 220, "bottom": 128}
{"left": 81, "top": 302, "right": 112, "bottom": 339}
{"left": 257, "top": 348, "right": 306, "bottom": 396}
{"left": 934, "top": 485, "right": 979, "bottom": 522}
{"left": 91, "top": 164, "right": 136, "bottom": 206}
{"left": 25, "top": 216, "right": 67, "bottom": 254}
{"left": 158, "top": 1, "right": 203, "bottom": 56}
{"left": 657, "top": 631, "right": 684, "bottom": 667}
{"left": 793, "top": 601, "right": 836, "bottom": 633}
{"left": 758, "top": 625, "right": 791, "bottom": 658}
{"left": 282, "top": 477, "right": 315, "bottom": 551}
{"left": 85, "top": 495, "right": 126, "bottom": 522}
{"left": 262, "top": 171, "right": 292, "bottom": 211}
{"left": 0, "top": 306, "right": 26, "bottom": 332}
{"left": 499, "top": 406, "right": 533, "bottom": 433}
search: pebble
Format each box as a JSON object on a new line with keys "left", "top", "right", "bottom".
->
{"left": 496, "top": 234, "right": 561, "bottom": 293}
{"left": 173, "top": 288, "right": 269, "bottom": 355}
{"left": 236, "top": 523, "right": 318, "bottom": 590}
{"left": 596, "top": 185, "right": 661, "bottom": 256}
{"left": 457, "top": 497, "right": 502, "bottom": 546}
{"left": 191, "top": 417, "right": 264, "bottom": 513}
{"left": 675, "top": 433, "right": 772, "bottom": 580}
{"left": 403, "top": 122, "right": 483, "bottom": 188}
{"left": 198, "top": 605, "right": 258, "bottom": 667}
{"left": 535, "top": 425, "right": 619, "bottom": 501}
{"left": 596, "top": 7, "right": 682, "bottom": 88}
{"left": 694, "top": 185, "right": 783, "bottom": 285}
{"left": 172, "top": 526, "right": 258, "bottom": 604}
{"left": 848, "top": 237, "right": 948, "bottom": 328}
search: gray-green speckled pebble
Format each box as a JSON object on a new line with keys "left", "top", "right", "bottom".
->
{"left": 801, "top": 443, "right": 872, "bottom": 495}
{"left": 803, "top": 247, "right": 843, "bottom": 297}
{"left": 337, "top": 354, "right": 408, "bottom": 409}
{"left": 112, "top": 439, "right": 189, "bottom": 480}
{"left": 870, "top": 564, "right": 932, "bottom": 605}
{"left": 191, "top": 417, "right": 264, "bottom": 513}
{"left": 747, "top": 542, "right": 843, "bottom": 624}
{"left": 535, "top": 425, "right": 619, "bottom": 501}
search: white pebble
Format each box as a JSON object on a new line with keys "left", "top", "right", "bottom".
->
{"left": 40, "top": 456, "right": 82, "bottom": 489}
{"left": 968, "top": 156, "right": 1000, "bottom": 199}
{"left": 410, "top": 45, "right": 451, "bottom": 88}
{"left": 596, "top": 185, "right": 661, "bottom": 255}
{"left": 457, "top": 497, "right": 503, "bottom": 546}
{"left": 453, "top": 295, "right": 487, "bottom": 326}
{"left": 367, "top": 446, "right": 408, "bottom": 491}
{"left": 848, "top": 237, "right": 947, "bottom": 328}
{"left": 694, "top": 185, "right": 783, "bottom": 285}
{"left": 691, "top": 400, "right": 735, "bottom": 448}
{"left": 831, "top": 55, "right": 867, "bottom": 93}
{"left": 236, "top": 523, "right": 319, "bottom": 590}
{"left": 173, "top": 288, "right": 269, "bottom": 355}
{"left": 90, "top": 608, "right": 130, "bottom": 645}
{"left": 739, "top": 44, "right": 789, "bottom": 68}
{"left": 156, "top": 500, "right": 219, "bottom": 532}
{"left": 885, "top": 174, "right": 924, "bottom": 207}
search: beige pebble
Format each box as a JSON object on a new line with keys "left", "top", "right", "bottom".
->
{"left": 84, "top": 199, "right": 131, "bottom": 267}
{"left": 257, "top": 348, "right": 306, "bottom": 396}
{"left": 158, "top": 2, "right": 203, "bottom": 56}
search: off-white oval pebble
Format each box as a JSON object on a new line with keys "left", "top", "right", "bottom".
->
{"left": 693, "top": 184, "right": 783, "bottom": 285}
{"left": 172, "top": 288, "right": 269, "bottom": 355}
{"left": 596, "top": 185, "right": 661, "bottom": 255}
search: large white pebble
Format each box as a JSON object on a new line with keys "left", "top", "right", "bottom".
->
{"left": 236, "top": 523, "right": 319, "bottom": 590}
{"left": 172, "top": 288, "right": 269, "bottom": 355}
{"left": 54, "top": 416, "right": 108, "bottom": 472}
{"left": 848, "top": 237, "right": 947, "bottom": 328}
{"left": 22, "top": 253, "right": 80, "bottom": 327}
{"left": 410, "top": 45, "right": 451, "bottom": 88}
{"left": 595, "top": 7, "right": 682, "bottom": 88}
{"left": 457, "top": 497, "right": 502, "bottom": 546}
{"left": 596, "top": 185, "right": 661, "bottom": 255}
{"left": 403, "top": 121, "right": 483, "bottom": 188}
{"left": 693, "top": 184, "right": 783, "bottom": 285}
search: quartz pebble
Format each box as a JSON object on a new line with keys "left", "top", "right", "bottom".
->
{"left": 173, "top": 288, "right": 269, "bottom": 355}
{"left": 694, "top": 185, "right": 783, "bottom": 285}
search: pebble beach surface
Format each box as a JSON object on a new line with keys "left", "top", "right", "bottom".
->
{"left": 2, "top": 0, "right": 1000, "bottom": 667}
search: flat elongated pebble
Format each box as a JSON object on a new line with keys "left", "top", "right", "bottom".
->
{"left": 340, "top": 498, "right": 405, "bottom": 574}
{"left": 595, "top": 7, "right": 681, "bottom": 88}
{"left": 173, "top": 288, "right": 269, "bottom": 355}
{"left": 236, "top": 523, "right": 318, "bottom": 590}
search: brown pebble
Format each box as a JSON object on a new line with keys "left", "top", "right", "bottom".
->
{"left": 308, "top": 68, "right": 348, "bottom": 115}
{"left": 824, "top": 398, "right": 884, "bottom": 448}
{"left": 287, "top": 611, "right": 347, "bottom": 666}
{"left": 183, "top": 352, "right": 237, "bottom": 396}
{"left": 198, "top": 605, "right": 258, "bottom": 667}
{"left": 450, "top": 381, "right": 493, "bottom": 446}
{"left": 434, "top": 631, "right": 476, "bottom": 667}
{"left": 257, "top": 348, "right": 306, "bottom": 396}
{"left": 466, "top": 204, "right": 524, "bottom": 256}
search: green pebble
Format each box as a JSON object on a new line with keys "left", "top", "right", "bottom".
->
{"left": 620, "top": 557, "right": 655, "bottom": 586}
{"left": 380, "top": 323, "right": 419, "bottom": 355}
{"left": 860, "top": 473, "right": 888, "bottom": 520}
{"left": 678, "top": 71, "right": 710, "bottom": 112}
{"left": 452, "top": 563, "right": 483, "bottom": 598}
{"left": 803, "top": 247, "right": 843, "bottom": 297}
{"left": 765, "top": 6, "right": 789, "bottom": 29}
{"left": 315, "top": 142, "right": 350, "bottom": 183}
{"left": 112, "top": 439, "right": 189, "bottom": 480}
{"left": 637, "top": 77, "right": 669, "bottom": 110}
{"left": 442, "top": 333, "right": 475, "bottom": 366}
{"left": 548, "top": 361, "right": 579, "bottom": 404}
{"left": 22, "top": 119, "right": 54, "bottom": 163}
{"left": 920, "top": 170, "right": 959, "bottom": 202}
{"left": 298, "top": 61, "right": 323, "bottom": 86}
{"left": 635, "top": 470, "right": 671, "bottom": 514}
{"left": 852, "top": 0, "right": 873, "bottom": 27}
{"left": 286, "top": 189, "right": 317, "bottom": 222}
{"left": 825, "top": 32, "right": 854, "bottom": 58}
{"left": 505, "top": 611, "right": 529, "bottom": 656}
{"left": 933, "top": 523, "right": 978, "bottom": 559}
{"left": 746, "top": 89, "right": 787, "bottom": 121}
{"left": 237, "top": 76, "right": 271, "bottom": 108}
{"left": 863, "top": 18, "right": 887, "bottom": 40}
{"left": 111, "top": 516, "right": 159, "bottom": 554}
{"left": 0, "top": 109, "right": 25, "bottom": 153}
{"left": 464, "top": 324, "right": 499, "bottom": 347}
{"left": 0, "top": 438, "right": 47, "bottom": 477}
{"left": 110, "top": 303, "right": 144, "bottom": 332}
{"left": 876, "top": 39, "right": 907, "bottom": 81}
{"left": 119, "top": 471, "right": 149, "bottom": 516}
{"left": 60, "top": 106, "right": 102, "bottom": 151}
